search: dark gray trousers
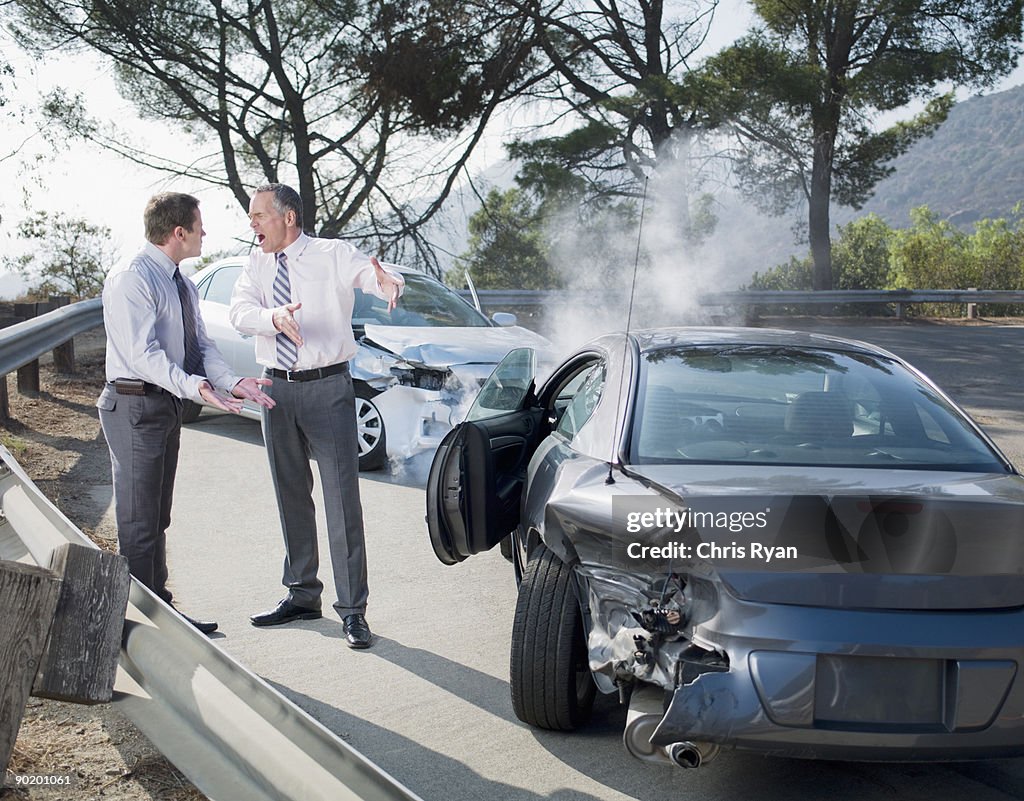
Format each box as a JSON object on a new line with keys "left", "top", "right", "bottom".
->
{"left": 97, "top": 384, "right": 181, "bottom": 603}
{"left": 261, "top": 369, "right": 368, "bottom": 617}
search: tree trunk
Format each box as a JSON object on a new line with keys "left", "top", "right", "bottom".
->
{"left": 808, "top": 121, "right": 836, "bottom": 290}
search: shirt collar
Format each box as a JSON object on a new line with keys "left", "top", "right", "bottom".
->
{"left": 143, "top": 242, "right": 179, "bottom": 277}
{"left": 280, "top": 232, "right": 310, "bottom": 263}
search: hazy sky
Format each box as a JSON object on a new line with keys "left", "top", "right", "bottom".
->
{"left": 1, "top": 0, "right": 1022, "bottom": 288}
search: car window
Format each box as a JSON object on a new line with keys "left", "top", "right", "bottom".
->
{"left": 553, "top": 363, "right": 605, "bottom": 441}
{"left": 199, "top": 264, "right": 242, "bottom": 304}
{"left": 630, "top": 345, "right": 1007, "bottom": 472}
{"left": 466, "top": 348, "right": 536, "bottom": 422}
{"left": 355, "top": 274, "right": 491, "bottom": 327}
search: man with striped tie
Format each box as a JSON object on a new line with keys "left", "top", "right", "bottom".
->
{"left": 230, "top": 183, "right": 403, "bottom": 649}
{"left": 98, "top": 192, "right": 276, "bottom": 635}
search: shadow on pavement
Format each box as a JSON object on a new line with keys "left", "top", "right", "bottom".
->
{"left": 269, "top": 680, "right": 607, "bottom": 801}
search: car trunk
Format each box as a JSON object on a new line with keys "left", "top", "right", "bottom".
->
{"left": 628, "top": 465, "right": 1024, "bottom": 610}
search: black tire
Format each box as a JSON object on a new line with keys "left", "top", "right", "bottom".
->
{"left": 355, "top": 383, "right": 387, "bottom": 471}
{"left": 181, "top": 399, "right": 203, "bottom": 424}
{"left": 510, "top": 545, "right": 596, "bottom": 730}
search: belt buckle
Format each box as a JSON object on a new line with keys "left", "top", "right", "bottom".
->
{"left": 285, "top": 369, "right": 297, "bottom": 383}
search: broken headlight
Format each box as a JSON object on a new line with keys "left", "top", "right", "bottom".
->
{"left": 390, "top": 365, "right": 453, "bottom": 391}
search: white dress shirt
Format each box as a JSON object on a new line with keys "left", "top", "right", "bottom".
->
{"left": 229, "top": 234, "right": 405, "bottom": 369}
{"left": 103, "top": 242, "right": 239, "bottom": 401}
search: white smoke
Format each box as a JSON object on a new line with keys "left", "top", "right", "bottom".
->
{"left": 536, "top": 140, "right": 801, "bottom": 357}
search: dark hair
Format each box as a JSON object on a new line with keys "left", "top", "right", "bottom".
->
{"left": 253, "top": 183, "right": 303, "bottom": 229}
{"left": 144, "top": 192, "right": 200, "bottom": 245}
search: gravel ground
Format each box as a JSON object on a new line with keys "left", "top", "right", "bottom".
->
{"left": 0, "top": 329, "right": 204, "bottom": 801}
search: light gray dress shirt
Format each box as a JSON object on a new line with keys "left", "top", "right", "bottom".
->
{"left": 229, "top": 233, "right": 405, "bottom": 369}
{"left": 103, "top": 242, "right": 239, "bottom": 401}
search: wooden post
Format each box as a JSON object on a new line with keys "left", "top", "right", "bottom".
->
{"left": 49, "top": 296, "right": 75, "bottom": 374}
{"left": 0, "top": 314, "right": 22, "bottom": 423}
{"left": 0, "top": 560, "right": 61, "bottom": 774}
{"left": 13, "top": 303, "right": 40, "bottom": 396}
{"left": 32, "top": 543, "right": 130, "bottom": 704}
{"left": 0, "top": 374, "right": 8, "bottom": 426}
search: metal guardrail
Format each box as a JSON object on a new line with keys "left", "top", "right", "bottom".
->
{"left": 0, "top": 446, "right": 423, "bottom": 801}
{"left": 0, "top": 298, "right": 103, "bottom": 377}
{"left": 457, "top": 289, "right": 550, "bottom": 307}
{"left": 695, "top": 289, "right": 1024, "bottom": 306}
{"left": 460, "top": 288, "right": 1024, "bottom": 316}
{"left": 0, "top": 301, "right": 424, "bottom": 801}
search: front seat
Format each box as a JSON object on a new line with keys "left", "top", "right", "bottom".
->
{"left": 783, "top": 391, "right": 854, "bottom": 442}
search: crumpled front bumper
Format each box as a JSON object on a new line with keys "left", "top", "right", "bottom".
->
{"left": 369, "top": 384, "right": 457, "bottom": 460}
{"left": 352, "top": 353, "right": 493, "bottom": 461}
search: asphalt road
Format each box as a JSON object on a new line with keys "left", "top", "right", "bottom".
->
{"left": 94, "top": 321, "right": 1024, "bottom": 801}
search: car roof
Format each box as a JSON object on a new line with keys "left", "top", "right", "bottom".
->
{"left": 625, "top": 326, "right": 900, "bottom": 361}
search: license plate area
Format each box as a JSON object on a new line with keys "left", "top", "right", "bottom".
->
{"left": 814, "top": 655, "right": 945, "bottom": 731}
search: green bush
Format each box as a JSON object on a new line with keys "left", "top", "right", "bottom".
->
{"left": 749, "top": 206, "right": 1024, "bottom": 316}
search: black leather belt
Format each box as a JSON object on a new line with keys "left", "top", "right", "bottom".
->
{"left": 111, "top": 379, "right": 168, "bottom": 396}
{"left": 267, "top": 362, "right": 349, "bottom": 382}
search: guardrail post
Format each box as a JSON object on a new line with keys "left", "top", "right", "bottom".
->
{"left": 32, "top": 543, "right": 130, "bottom": 704}
{"left": 48, "top": 297, "right": 75, "bottom": 374}
{"left": 0, "top": 308, "right": 21, "bottom": 422}
{"left": 966, "top": 287, "right": 978, "bottom": 320}
{"left": 0, "top": 560, "right": 62, "bottom": 774}
{"left": 13, "top": 303, "right": 45, "bottom": 395}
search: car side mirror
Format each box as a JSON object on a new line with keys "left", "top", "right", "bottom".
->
{"left": 492, "top": 312, "right": 517, "bottom": 327}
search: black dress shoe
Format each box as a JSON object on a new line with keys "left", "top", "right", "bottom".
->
{"left": 342, "top": 613, "right": 372, "bottom": 649}
{"left": 180, "top": 612, "right": 218, "bottom": 635}
{"left": 251, "top": 599, "right": 322, "bottom": 627}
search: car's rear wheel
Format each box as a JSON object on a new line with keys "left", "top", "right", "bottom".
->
{"left": 181, "top": 399, "right": 203, "bottom": 423}
{"left": 510, "top": 544, "right": 596, "bottom": 730}
{"left": 355, "top": 383, "right": 387, "bottom": 471}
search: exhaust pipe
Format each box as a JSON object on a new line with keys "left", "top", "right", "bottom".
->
{"left": 623, "top": 685, "right": 720, "bottom": 768}
{"left": 666, "top": 740, "right": 720, "bottom": 769}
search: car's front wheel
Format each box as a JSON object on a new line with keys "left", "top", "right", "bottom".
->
{"left": 355, "top": 384, "right": 387, "bottom": 471}
{"left": 510, "top": 544, "right": 596, "bottom": 730}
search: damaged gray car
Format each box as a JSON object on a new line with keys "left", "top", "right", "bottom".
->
{"left": 426, "top": 327, "right": 1024, "bottom": 767}
{"left": 187, "top": 257, "right": 549, "bottom": 470}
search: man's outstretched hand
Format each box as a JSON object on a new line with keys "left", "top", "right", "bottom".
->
{"left": 372, "top": 256, "right": 401, "bottom": 312}
{"left": 232, "top": 377, "right": 275, "bottom": 409}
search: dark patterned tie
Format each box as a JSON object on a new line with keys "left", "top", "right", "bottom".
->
{"left": 273, "top": 252, "right": 298, "bottom": 369}
{"left": 174, "top": 268, "right": 205, "bottom": 376}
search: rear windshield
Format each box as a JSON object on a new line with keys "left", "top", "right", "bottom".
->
{"left": 630, "top": 345, "right": 1008, "bottom": 472}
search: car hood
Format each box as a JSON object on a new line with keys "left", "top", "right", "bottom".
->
{"left": 615, "top": 464, "right": 1024, "bottom": 610}
{"left": 362, "top": 324, "right": 550, "bottom": 368}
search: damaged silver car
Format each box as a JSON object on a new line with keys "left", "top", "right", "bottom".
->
{"left": 426, "top": 327, "right": 1024, "bottom": 767}
{"left": 187, "top": 257, "right": 549, "bottom": 470}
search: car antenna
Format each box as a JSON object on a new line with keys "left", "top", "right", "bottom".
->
{"left": 606, "top": 174, "right": 649, "bottom": 486}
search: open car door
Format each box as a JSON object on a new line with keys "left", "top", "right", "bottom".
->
{"left": 427, "top": 348, "right": 544, "bottom": 565}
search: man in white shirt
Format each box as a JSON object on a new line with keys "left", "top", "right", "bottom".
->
{"left": 98, "top": 192, "right": 275, "bottom": 634}
{"left": 230, "top": 183, "right": 403, "bottom": 649}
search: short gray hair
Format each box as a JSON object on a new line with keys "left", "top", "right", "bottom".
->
{"left": 254, "top": 183, "right": 303, "bottom": 229}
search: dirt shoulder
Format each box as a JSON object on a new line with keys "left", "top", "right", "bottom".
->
{"left": 1, "top": 329, "right": 204, "bottom": 801}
